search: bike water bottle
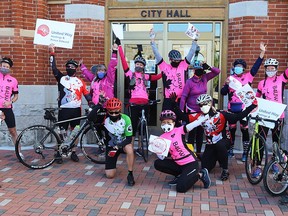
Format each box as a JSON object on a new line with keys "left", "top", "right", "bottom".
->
{"left": 69, "top": 125, "right": 80, "bottom": 140}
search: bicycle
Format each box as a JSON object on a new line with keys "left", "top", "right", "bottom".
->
{"left": 245, "top": 115, "right": 278, "bottom": 185}
{"left": 15, "top": 107, "right": 107, "bottom": 169}
{"left": 263, "top": 141, "right": 288, "bottom": 196}
{"left": 129, "top": 99, "right": 160, "bottom": 162}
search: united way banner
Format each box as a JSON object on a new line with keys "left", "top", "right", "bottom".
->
{"left": 33, "top": 19, "right": 76, "bottom": 49}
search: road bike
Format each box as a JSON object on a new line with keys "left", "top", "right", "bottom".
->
{"left": 263, "top": 141, "right": 288, "bottom": 196}
{"left": 245, "top": 115, "right": 278, "bottom": 185}
{"left": 15, "top": 107, "right": 106, "bottom": 169}
{"left": 129, "top": 99, "right": 160, "bottom": 162}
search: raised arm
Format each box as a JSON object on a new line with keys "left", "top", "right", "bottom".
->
{"left": 79, "top": 61, "right": 95, "bottom": 82}
{"left": 49, "top": 44, "right": 62, "bottom": 78}
{"left": 106, "top": 42, "right": 118, "bottom": 83}
{"left": 149, "top": 29, "right": 163, "bottom": 64}
{"left": 250, "top": 42, "right": 267, "bottom": 76}
{"left": 185, "top": 41, "right": 198, "bottom": 63}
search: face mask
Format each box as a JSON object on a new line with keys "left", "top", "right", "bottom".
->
{"left": 194, "top": 69, "right": 204, "bottom": 77}
{"left": 161, "top": 123, "right": 174, "bottom": 133}
{"left": 97, "top": 72, "right": 106, "bottom": 79}
{"left": 171, "top": 61, "right": 180, "bottom": 68}
{"left": 0, "top": 67, "right": 10, "bottom": 75}
{"left": 234, "top": 66, "right": 244, "bottom": 75}
{"left": 200, "top": 104, "right": 211, "bottom": 114}
{"left": 66, "top": 68, "right": 76, "bottom": 77}
{"left": 135, "top": 66, "right": 144, "bottom": 72}
{"left": 109, "top": 114, "right": 120, "bottom": 122}
{"left": 266, "top": 71, "right": 277, "bottom": 77}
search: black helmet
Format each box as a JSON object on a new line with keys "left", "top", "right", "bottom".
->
{"left": 134, "top": 56, "right": 146, "bottom": 66}
{"left": 168, "top": 50, "right": 182, "bottom": 61}
{"left": 233, "top": 59, "right": 246, "bottom": 69}
{"left": 65, "top": 59, "right": 78, "bottom": 68}
{"left": 1, "top": 57, "right": 13, "bottom": 67}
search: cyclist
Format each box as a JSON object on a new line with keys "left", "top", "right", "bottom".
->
{"left": 149, "top": 28, "right": 198, "bottom": 111}
{"left": 221, "top": 42, "right": 266, "bottom": 161}
{"left": 0, "top": 57, "right": 19, "bottom": 146}
{"left": 116, "top": 38, "right": 161, "bottom": 156}
{"left": 79, "top": 41, "right": 118, "bottom": 106}
{"left": 99, "top": 97, "right": 135, "bottom": 186}
{"left": 49, "top": 44, "right": 93, "bottom": 164}
{"left": 173, "top": 93, "right": 258, "bottom": 181}
{"left": 253, "top": 58, "right": 288, "bottom": 178}
{"left": 153, "top": 110, "right": 211, "bottom": 193}
{"left": 180, "top": 60, "right": 220, "bottom": 158}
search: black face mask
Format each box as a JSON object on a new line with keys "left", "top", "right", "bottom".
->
{"left": 135, "top": 66, "right": 144, "bottom": 72}
{"left": 195, "top": 69, "right": 205, "bottom": 77}
{"left": 171, "top": 61, "right": 180, "bottom": 68}
{"left": 109, "top": 114, "right": 120, "bottom": 122}
{"left": 66, "top": 68, "right": 76, "bottom": 77}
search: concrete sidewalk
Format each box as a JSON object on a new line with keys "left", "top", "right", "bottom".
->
{"left": 0, "top": 150, "right": 288, "bottom": 216}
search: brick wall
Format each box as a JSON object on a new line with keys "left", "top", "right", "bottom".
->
{"left": 0, "top": 0, "right": 105, "bottom": 85}
{"left": 228, "top": 0, "right": 288, "bottom": 86}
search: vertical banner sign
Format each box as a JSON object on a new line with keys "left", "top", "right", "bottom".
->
{"left": 33, "top": 19, "right": 76, "bottom": 49}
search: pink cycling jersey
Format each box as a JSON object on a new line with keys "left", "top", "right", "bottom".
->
{"left": 80, "top": 52, "right": 117, "bottom": 104}
{"left": 227, "top": 73, "right": 254, "bottom": 109}
{"left": 256, "top": 68, "right": 288, "bottom": 118}
{"left": 160, "top": 126, "right": 196, "bottom": 165}
{"left": 158, "top": 60, "right": 189, "bottom": 99}
{"left": 0, "top": 73, "right": 18, "bottom": 108}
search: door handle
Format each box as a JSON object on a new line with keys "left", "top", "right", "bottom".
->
{"left": 156, "top": 87, "right": 162, "bottom": 102}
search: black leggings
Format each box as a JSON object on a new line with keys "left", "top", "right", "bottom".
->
{"left": 154, "top": 158, "right": 199, "bottom": 193}
{"left": 201, "top": 139, "right": 230, "bottom": 171}
{"left": 187, "top": 126, "right": 204, "bottom": 153}
{"left": 130, "top": 105, "right": 148, "bottom": 136}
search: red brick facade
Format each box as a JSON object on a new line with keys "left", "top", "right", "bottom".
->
{"left": 0, "top": 0, "right": 287, "bottom": 87}
{"left": 228, "top": 0, "right": 288, "bottom": 86}
{"left": 0, "top": 0, "right": 105, "bottom": 85}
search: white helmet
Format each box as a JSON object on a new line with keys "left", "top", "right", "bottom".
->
{"left": 196, "top": 94, "right": 212, "bottom": 104}
{"left": 264, "top": 58, "right": 279, "bottom": 67}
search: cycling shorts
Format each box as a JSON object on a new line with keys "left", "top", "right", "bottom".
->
{"left": 58, "top": 108, "right": 81, "bottom": 130}
{"left": 0, "top": 108, "right": 16, "bottom": 128}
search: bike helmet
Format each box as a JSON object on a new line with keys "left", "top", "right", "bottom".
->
{"left": 134, "top": 56, "right": 146, "bottom": 66}
{"left": 65, "top": 59, "right": 79, "bottom": 68}
{"left": 1, "top": 57, "right": 13, "bottom": 67}
{"left": 159, "top": 110, "right": 177, "bottom": 121}
{"left": 264, "top": 58, "right": 279, "bottom": 67}
{"left": 233, "top": 59, "right": 247, "bottom": 69}
{"left": 168, "top": 50, "right": 182, "bottom": 61}
{"left": 192, "top": 60, "right": 203, "bottom": 69}
{"left": 106, "top": 98, "right": 122, "bottom": 110}
{"left": 196, "top": 94, "right": 212, "bottom": 105}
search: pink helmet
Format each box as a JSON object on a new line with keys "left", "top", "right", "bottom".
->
{"left": 159, "top": 110, "right": 177, "bottom": 121}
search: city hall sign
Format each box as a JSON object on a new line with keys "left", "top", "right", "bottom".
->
{"left": 140, "top": 9, "right": 191, "bottom": 18}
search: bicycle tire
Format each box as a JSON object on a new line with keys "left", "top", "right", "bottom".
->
{"left": 263, "top": 159, "right": 288, "bottom": 196}
{"left": 141, "top": 121, "right": 149, "bottom": 162}
{"left": 80, "top": 125, "right": 106, "bottom": 164}
{"left": 15, "top": 125, "right": 59, "bottom": 169}
{"left": 245, "top": 134, "right": 268, "bottom": 185}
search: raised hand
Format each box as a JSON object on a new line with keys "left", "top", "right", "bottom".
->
{"left": 260, "top": 42, "right": 267, "bottom": 52}
{"left": 79, "top": 59, "right": 83, "bottom": 66}
{"left": 48, "top": 43, "right": 55, "bottom": 53}
{"left": 112, "top": 43, "right": 118, "bottom": 51}
{"left": 149, "top": 28, "right": 156, "bottom": 41}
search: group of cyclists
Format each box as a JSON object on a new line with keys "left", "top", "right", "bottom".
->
{"left": 0, "top": 29, "right": 287, "bottom": 194}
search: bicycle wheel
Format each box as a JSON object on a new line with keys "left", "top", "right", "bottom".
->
{"left": 263, "top": 159, "right": 288, "bottom": 196}
{"left": 140, "top": 121, "right": 149, "bottom": 162}
{"left": 15, "top": 125, "right": 59, "bottom": 169}
{"left": 245, "top": 134, "right": 268, "bottom": 185}
{"left": 80, "top": 125, "right": 106, "bottom": 164}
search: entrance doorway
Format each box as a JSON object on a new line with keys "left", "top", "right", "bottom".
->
{"left": 114, "top": 22, "right": 221, "bottom": 129}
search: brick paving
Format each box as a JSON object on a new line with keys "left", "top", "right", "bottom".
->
{"left": 1, "top": 150, "right": 288, "bottom": 216}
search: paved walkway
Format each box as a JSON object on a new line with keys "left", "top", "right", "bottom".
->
{"left": 0, "top": 150, "right": 288, "bottom": 216}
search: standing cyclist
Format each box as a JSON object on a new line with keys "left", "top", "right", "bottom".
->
{"left": 49, "top": 44, "right": 93, "bottom": 164}
{"left": 221, "top": 42, "right": 266, "bottom": 161}
{"left": 0, "top": 57, "right": 19, "bottom": 147}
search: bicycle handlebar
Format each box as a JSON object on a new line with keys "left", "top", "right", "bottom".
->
{"left": 129, "top": 99, "right": 161, "bottom": 107}
{"left": 247, "top": 115, "right": 278, "bottom": 123}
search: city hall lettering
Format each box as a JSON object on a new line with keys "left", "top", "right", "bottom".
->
{"left": 140, "top": 9, "right": 191, "bottom": 18}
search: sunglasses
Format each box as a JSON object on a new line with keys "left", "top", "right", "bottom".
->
{"left": 199, "top": 102, "right": 210, "bottom": 107}
{"left": 108, "top": 111, "right": 120, "bottom": 115}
